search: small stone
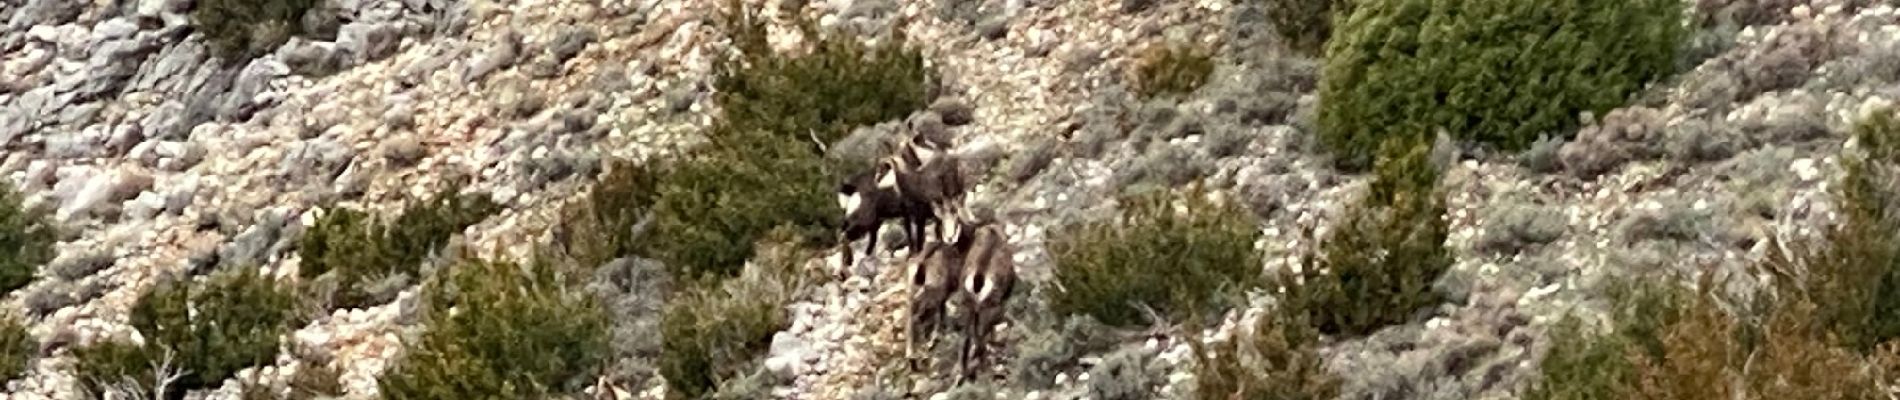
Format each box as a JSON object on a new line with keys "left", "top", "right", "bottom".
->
{"left": 381, "top": 136, "right": 426, "bottom": 167}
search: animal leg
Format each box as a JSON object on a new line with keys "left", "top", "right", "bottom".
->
{"left": 955, "top": 300, "right": 980, "bottom": 385}
{"left": 861, "top": 225, "right": 879, "bottom": 265}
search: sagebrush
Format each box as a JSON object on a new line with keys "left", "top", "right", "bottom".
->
{"left": 1280, "top": 139, "right": 1451, "bottom": 336}
{"left": 1318, "top": 0, "right": 1686, "bottom": 168}
{"left": 378, "top": 257, "right": 611, "bottom": 399}
{"left": 1049, "top": 184, "right": 1262, "bottom": 327}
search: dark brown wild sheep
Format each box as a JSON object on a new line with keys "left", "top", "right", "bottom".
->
{"left": 836, "top": 160, "right": 933, "bottom": 271}
{"left": 880, "top": 137, "right": 966, "bottom": 245}
{"left": 954, "top": 218, "right": 1015, "bottom": 384}
{"left": 906, "top": 236, "right": 966, "bottom": 370}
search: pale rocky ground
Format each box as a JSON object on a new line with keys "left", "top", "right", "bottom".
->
{"left": 3, "top": 0, "right": 1899, "bottom": 398}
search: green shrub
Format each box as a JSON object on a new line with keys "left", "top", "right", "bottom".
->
{"left": 193, "top": 0, "right": 317, "bottom": 60}
{"left": 1280, "top": 139, "right": 1450, "bottom": 336}
{"left": 378, "top": 257, "right": 611, "bottom": 399}
{"left": 1131, "top": 44, "right": 1215, "bottom": 99}
{"left": 1766, "top": 108, "right": 1900, "bottom": 352}
{"left": 1317, "top": 0, "right": 1686, "bottom": 168}
{"left": 299, "top": 186, "right": 499, "bottom": 309}
{"left": 558, "top": 160, "right": 664, "bottom": 269}
{"left": 0, "top": 311, "right": 34, "bottom": 384}
{"left": 712, "top": 0, "right": 935, "bottom": 152}
{"left": 1263, "top": 0, "right": 1349, "bottom": 55}
{"left": 1189, "top": 309, "right": 1339, "bottom": 400}
{"left": 73, "top": 268, "right": 305, "bottom": 397}
{"left": 70, "top": 339, "right": 164, "bottom": 397}
{"left": 635, "top": 0, "right": 933, "bottom": 281}
{"left": 639, "top": 142, "right": 838, "bottom": 281}
{"left": 659, "top": 233, "right": 807, "bottom": 399}
{"left": 0, "top": 182, "right": 55, "bottom": 295}
{"left": 1048, "top": 184, "right": 1263, "bottom": 327}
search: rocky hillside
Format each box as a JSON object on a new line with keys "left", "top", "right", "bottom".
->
{"left": 2, "top": 0, "right": 1898, "bottom": 398}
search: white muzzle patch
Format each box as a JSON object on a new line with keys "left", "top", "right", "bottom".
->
{"left": 838, "top": 192, "right": 863, "bottom": 214}
{"left": 876, "top": 168, "right": 898, "bottom": 189}
{"left": 914, "top": 146, "right": 941, "bottom": 165}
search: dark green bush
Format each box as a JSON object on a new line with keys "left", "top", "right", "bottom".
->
{"left": 1131, "top": 44, "right": 1215, "bottom": 99}
{"left": 1317, "top": 0, "right": 1686, "bottom": 168}
{"left": 193, "top": 0, "right": 317, "bottom": 60}
{"left": 70, "top": 339, "right": 162, "bottom": 397}
{"left": 0, "top": 182, "right": 55, "bottom": 295}
{"left": 558, "top": 160, "right": 664, "bottom": 269}
{"left": 635, "top": 0, "right": 933, "bottom": 281}
{"left": 659, "top": 233, "right": 807, "bottom": 399}
{"left": 638, "top": 141, "right": 838, "bottom": 281}
{"left": 1048, "top": 184, "right": 1263, "bottom": 327}
{"left": 1263, "top": 0, "right": 1349, "bottom": 55}
{"left": 1189, "top": 309, "right": 1339, "bottom": 400}
{"left": 299, "top": 187, "right": 499, "bottom": 309}
{"left": 378, "top": 257, "right": 611, "bottom": 399}
{"left": 712, "top": 0, "right": 935, "bottom": 152}
{"left": 0, "top": 311, "right": 34, "bottom": 384}
{"left": 73, "top": 267, "right": 305, "bottom": 397}
{"left": 1280, "top": 139, "right": 1450, "bottom": 336}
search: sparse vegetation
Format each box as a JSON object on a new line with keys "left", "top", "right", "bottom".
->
{"left": 1131, "top": 43, "right": 1215, "bottom": 99}
{"left": 1280, "top": 138, "right": 1451, "bottom": 336}
{"left": 659, "top": 233, "right": 807, "bottom": 399}
{"left": 1190, "top": 309, "right": 1339, "bottom": 400}
{"left": 589, "top": 257, "right": 671, "bottom": 388}
{"left": 1318, "top": 0, "right": 1686, "bottom": 168}
{"left": 299, "top": 186, "right": 499, "bottom": 310}
{"left": 193, "top": 0, "right": 318, "bottom": 60}
{"left": 1049, "top": 184, "right": 1263, "bottom": 327}
{"left": 71, "top": 267, "right": 305, "bottom": 397}
{"left": 0, "top": 182, "right": 55, "bottom": 295}
{"left": 1530, "top": 276, "right": 1892, "bottom": 400}
{"left": 1531, "top": 111, "right": 1900, "bottom": 398}
{"left": 0, "top": 311, "right": 34, "bottom": 384}
{"left": 377, "top": 257, "right": 611, "bottom": 399}
{"left": 1768, "top": 108, "right": 1900, "bottom": 351}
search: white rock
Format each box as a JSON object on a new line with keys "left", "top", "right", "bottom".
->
{"left": 1792, "top": 158, "right": 1820, "bottom": 181}
{"left": 763, "top": 332, "right": 811, "bottom": 378}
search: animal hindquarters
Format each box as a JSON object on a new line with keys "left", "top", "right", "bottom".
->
{"left": 908, "top": 242, "right": 963, "bottom": 366}
{"left": 956, "top": 224, "right": 1016, "bottom": 383}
